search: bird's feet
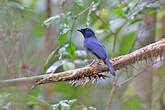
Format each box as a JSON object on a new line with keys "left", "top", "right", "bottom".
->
{"left": 89, "top": 60, "right": 104, "bottom": 68}
{"left": 89, "top": 60, "right": 96, "bottom": 66}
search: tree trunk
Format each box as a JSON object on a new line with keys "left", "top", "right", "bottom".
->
{"left": 133, "top": 11, "right": 156, "bottom": 110}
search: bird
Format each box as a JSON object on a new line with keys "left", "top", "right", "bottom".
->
{"left": 77, "top": 27, "right": 115, "bottom": 76}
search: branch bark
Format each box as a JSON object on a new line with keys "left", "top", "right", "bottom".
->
{"left": 0, "top": 38, "right": 165, "bottom": 88}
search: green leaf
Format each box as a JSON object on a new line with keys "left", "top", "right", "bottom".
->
{"left": 122, "top": 0, "right": 160, "bottom": 19}
{"left": 89, "top": 106, "right": 96, "bottom": 110}
{"left": 51, "top": 99, "right": 77, "bottom": 110}
{"left": 126, "top": 6, "right": 143, "bottom": 19}
{"left": 61, "top": 103, "right": 70, "bottom": 110}
{"left": 113, "top": 5, "right": 124, "bottom": 16}
{"left": 66, "top": 11, "right": 73, "bottom": 19}
{"left": 122, "top": 0, "right": 142, "bottom": 19}
{"left": 25, "top": 95, "right": 51, "bottom": 107}
{"left": 51, "top": 104, "right": 60, "bottom": 110}
{"left": 59, "top": 32, "right": 68, "bottom": 45}
{"left": 130, "top": 18, "right": 143, "bottom": 24}
{"left": 43, "top": 15, "right": 60, "bottom": 27}
{"left": 128, "top": 0, "right": 139, "bottom": 10}
{"left": 73, "top": 0, "right": 84, "bottom": 7}
{"left": 145, "top": 1, "right": 160, "bottom": 8}
{"left": 93, "top": 0, "right": 99, "bottom": 3}
{"left": 123, "top": 96, "right": 145, "bottom": 110}
{"left": 91, "top": 2, "right": 100, "bottom": 11}
{"left": 66, "top": 41, "right": 76, "bottom": 59}
{"left": 46, "top": 59, "right": 68, "bottom": 73}
{"left": 66, "top": 99, "right": 77, "bottom": 105}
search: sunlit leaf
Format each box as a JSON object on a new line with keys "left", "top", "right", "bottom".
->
{"left": 145, "top": 1, "right": 160, "bottom": 8}
{"left": 51, "top": 104, "right": 60, "bottom": 110}
{"left": 126, "top": 6, "right": 143, "bottom": 19}
{"left": 91, "top": 2, "right": 100, "bottom": 11}
{"left": 122, "top": 0, "right": 160, "bottom": 19}
{"left": 73, "top": 0, "right": 84, "bottom": 7}
{"left": 61, "top": 103, "right": 70, "bottom": 110}
{"left": 63, "top": 62, "right": 75, "bottom": 70}
{"left": 89, "top": 106, "right": 96, "bottom": 110}
{"left": 51, "top": 99, "right": 77, "bottom": 110}
{"left": 43, "top": 15, "right": 60, "bottom": 27}
{"left": 128, "top": 0, "right": 139, "bottom": 10}
{"left": 82, "top": 106, "right": 96, "bottom": 110}
{"left": 66, "top": 11, "right": 73, "bottom": 19}
{"left": 122, "top": 0, "right": 139, "bottom": 16}
{"left": 67, "top": 99, "right": 77, "bottom": 105}
{"left": 66, "top": 41, "right": 76, "bottom": 59}
{"left": 46, "top": 60, "right": 68, "bottom": 73}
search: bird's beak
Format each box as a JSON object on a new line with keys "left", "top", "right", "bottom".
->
{"left": 77, "top": 29, "right": 82, "bottom": 32}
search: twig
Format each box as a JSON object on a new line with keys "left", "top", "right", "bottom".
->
{"left": 118, "top": 57, "right": 165, "bottom": 87}
{"left": 70, "top": 2, "right": 94, "bottom": 39}
{"left": 105, "top": 72, "right": 122, "bottom": 110}
{"left": 0, "top": 38, "right": 165, "bottom": 88}
{"left": 118, "top": 69, "right": 143, "bottom": 87}
{"left": 112, "top": 21, "right": 127, "bottom": 57}
{"left": 95, "top": 13, "right": 115, "bottom": 35}
{"left": 94, "top": 12, "right": 127, "bottom": 57}
{"left": 105, "top": 46, "right": 163, "bottom": 109}
{"left": 77, "top": 2, "right": 95, "bottom": 17}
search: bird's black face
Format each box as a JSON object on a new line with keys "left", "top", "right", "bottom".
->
{"left": 77, "top": 27, "right": 95, "bottom": 38}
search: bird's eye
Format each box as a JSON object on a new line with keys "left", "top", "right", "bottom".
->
{"left": 86, "top": 29, "right": 89, "bottom": 31}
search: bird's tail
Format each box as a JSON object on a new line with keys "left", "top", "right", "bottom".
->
{"left": 105, "top": 58, "right": 115, "bottom": 76}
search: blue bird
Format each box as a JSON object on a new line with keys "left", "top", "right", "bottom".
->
{"left": 77, "top": 27, "right": 115, "bottom": 76}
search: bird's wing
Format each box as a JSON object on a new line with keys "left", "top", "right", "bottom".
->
{"left": 84, "top": 39, "right": 107, "bottom": 60}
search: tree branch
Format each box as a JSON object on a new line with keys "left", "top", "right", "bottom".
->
{"left": 0, "top": 38, "right": 165, "bottom": 88}
{"left": 105, "top": 71, "right": 122, "bottom": 110}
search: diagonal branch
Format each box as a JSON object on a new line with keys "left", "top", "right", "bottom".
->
{"left": 0, "top": 38, "right": 165, "bottom": 88}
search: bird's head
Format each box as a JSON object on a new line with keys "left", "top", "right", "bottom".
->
{"left": 77, "top": 27, "right": 95, "bottom": 38}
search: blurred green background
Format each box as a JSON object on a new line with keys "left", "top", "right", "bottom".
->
{"left": 0, "top": 0, "right": 164, "bottom": 110}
